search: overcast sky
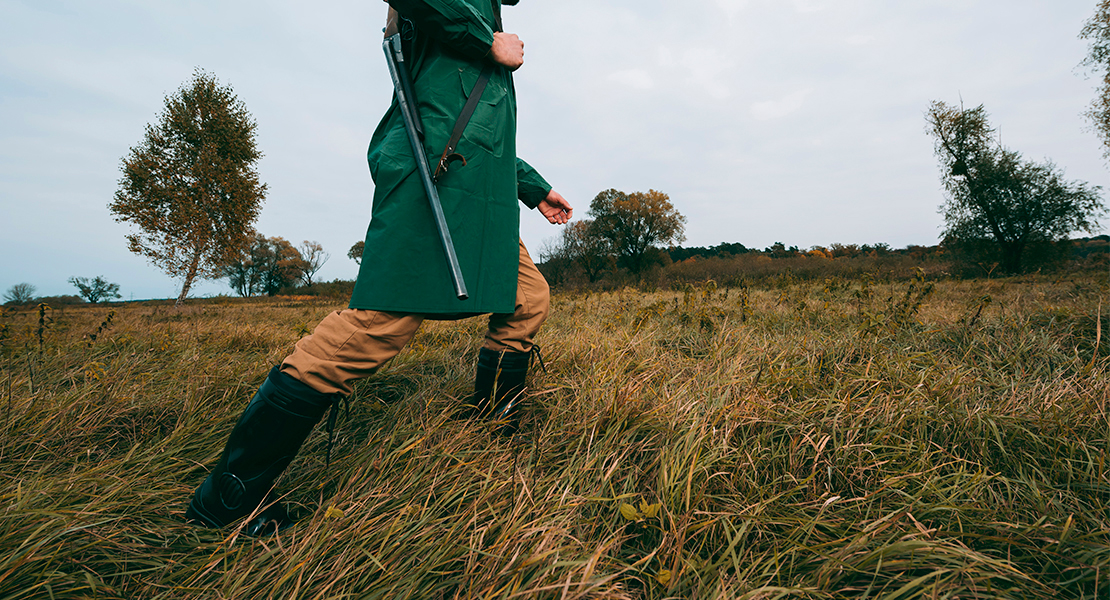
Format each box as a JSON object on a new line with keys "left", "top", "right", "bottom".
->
{"left": 2, "top": 0, "right": 1107, "bottom": 300}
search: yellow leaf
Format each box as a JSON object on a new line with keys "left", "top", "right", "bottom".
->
{"left": 324, "top": 505, "right": 345, "bottom": 520}
{"left": 655, "top": 570, "right": 672, "bottom": 586}
{"left": 619, "top": 503, "right": 640, "bottom": 521}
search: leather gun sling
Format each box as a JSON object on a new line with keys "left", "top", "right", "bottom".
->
{"left": 385, "top": 1, "right": 504, "bottom": 182}
{"left": 433, "top": 0, "right": 502, "bottom": 181}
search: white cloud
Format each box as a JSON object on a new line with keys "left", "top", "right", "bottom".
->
{"left": 608, "top": 69, "right": 655, "bottom": 90}
{"left": 750, "top": 89, "right": 812, "bottom": 121}
{"left": 791, "top": 0, "right": 828, "bottom": 14}
{"left": 714, "top": 0, "right": 750, "bottom": 20}
{"left": 656, "top": 46, "right": 733, "bottom": 101}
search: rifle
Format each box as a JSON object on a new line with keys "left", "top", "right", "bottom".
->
{"left": 382, "top": 9, "right": 468, "bottom": 300}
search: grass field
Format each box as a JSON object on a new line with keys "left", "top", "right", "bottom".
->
{"left": 0, "top": 274, "right": 1107, "bottom": 599}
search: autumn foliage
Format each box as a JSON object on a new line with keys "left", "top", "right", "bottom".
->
{"left": 110, "top": 69, "right": 266, "bottom": 306}
{"left": 589, "top": 189, "right": 687, "bottom": 276}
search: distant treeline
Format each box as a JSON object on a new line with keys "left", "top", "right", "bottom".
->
{"left": 668, "top": 237, "right": 1109, "bottom": 263}
{"left": 539, "top": 235, "right": 1109, "bottom": 291}
{"left": 666, "top": 241, "right": 908, "bottom": 262}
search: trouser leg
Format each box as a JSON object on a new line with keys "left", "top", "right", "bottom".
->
{"left": 484, "top": 240, "right": 550, "bottom": 353}
{"left": 186, "top": 310, "right": 423, "bottom": 533}
{"left": 472, "top": 241, "right": 551, "bottom": 434}
{"left": 282, "top": 310, "right": 425, "bottom": 395}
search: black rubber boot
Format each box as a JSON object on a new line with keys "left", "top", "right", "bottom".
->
{"left": 470, "top": 348, "right": 531, "bottom": 435}
{"left": 185, "top": 366, "right": 338, "bottom": 536}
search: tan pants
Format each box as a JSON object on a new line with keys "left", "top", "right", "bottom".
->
{"left": 281, "top": 240, "right": 550, "bottom": 395}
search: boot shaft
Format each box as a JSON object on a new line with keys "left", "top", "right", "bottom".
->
{"left": 186, "top": 366, "right": 339, "bottom": 531}
{"left": 471, "top": 347, "right": 531, "bottom": 433}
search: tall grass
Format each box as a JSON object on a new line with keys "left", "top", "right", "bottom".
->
{"left": 0, "top": 276, "right": 1106, "bottom": 599}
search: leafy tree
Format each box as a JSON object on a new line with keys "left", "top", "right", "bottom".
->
{"left": 3, "top": 283, "right": 36, "bottom": 305}
{"left": 537, "top": 219, "right": 614, "bottom": 286}
{"left": 861, "top": 243, "right": 892, "bottom": 257}
{"left": 222, "top": 234, "right": 304, "bottom": 296}
{"left": 110, "top": 69, "right": 266, "bottom": 306}
{"left": 298, "top": 241, "right": 329, "bottom": 286}
{"left": 68, "top": 276, "right": 121, "bottom": 304}
{"left": 557, "top": 219, "right": 613, "bottom": 283}
{"left": 588, "top": 189, "right": 686, "bottom": 276}
{"left": 348, "top": 241, "right": 365, "bottom": 265}
{"left": 1081, "top": 2, "right": 1110, "bottom": 162}
{"left": 222, "top": 233, "right": 268, "bottom": 297}
{"left": 535, "top": 238, "right": 575, "bottom": 289}
{"left": 829, "top": 243, "right": 860, "bottom": 258}
{"left": 764, "top": 242, "right": 800, "bottom": 258}
{"left": 926, "top": 101, "right": 1106, "bottom": 273}
{"left": 34, "top": 295, "right": 85, "bottom": 306}
{"left": 261, "top": 237, "right": 305, "bottom": 295}
{"left": 668, "top": 242, "right": 749, "bottom": 262}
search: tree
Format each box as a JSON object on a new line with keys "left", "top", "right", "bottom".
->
{"left": 298, "top": 241, "right": 329, "bottom": 286}
{"left": 348, "top": 241, "right": 365, "bottom": 265}
{"left": 764, "top": 242, "right": 799, "bottom": 258}
{"left": 1081, "top": 2, "right": 1110, "bottom": 162}
{"left": 926, "top": 101, "right": 1106, "bottom": 273}
{"left": 222, "top": 234, "right": 305, "bottom": 296}
{"left": 3, "top": 283, "right": 36, "bottom": 305}
{"left": 68, "top": 276, "right": 121, "bottom": 303}
{"left": 260, "top": 237, "right": 305, "bottom": 295}
{"left": 557, "top": 219, "right": 613, "bottom": 283}
{"left": 110, "top": 69, "right": 266, "bottom": 307}
{"left": 222, "top": 233, "right": 268, "bottom": 297}
{"left": 588, "top": 189, "right": 686, "bottom": 276}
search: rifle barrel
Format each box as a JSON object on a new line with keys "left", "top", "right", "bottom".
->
{"left": 383, "top": 34, "right": 468, "bottom": 301}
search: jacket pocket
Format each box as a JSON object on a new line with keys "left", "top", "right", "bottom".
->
{"left": 458, "top": 69, "right": 507, "bottom": 158}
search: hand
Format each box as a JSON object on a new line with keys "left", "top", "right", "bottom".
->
{"left": 538, "top": 190, "right": 573, "bottom": 225}
{"left": 489, "top": 32, "right": 524, "bottom": 71}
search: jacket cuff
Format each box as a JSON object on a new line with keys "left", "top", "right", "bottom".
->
{"left": 516, "top": 158, "right": 552, "bottom": 209}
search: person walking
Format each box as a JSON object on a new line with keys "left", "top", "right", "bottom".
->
{"left": 185, "top": 0, "right": 572, "bottom": 536}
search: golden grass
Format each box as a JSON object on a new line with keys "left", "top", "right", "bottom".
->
{"left": 0, "top": 275, "right": 1106, "bottom": 599}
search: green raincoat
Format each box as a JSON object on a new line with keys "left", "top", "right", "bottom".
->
{"left": 351, "top": 0, "right": 552, "bottom": 314}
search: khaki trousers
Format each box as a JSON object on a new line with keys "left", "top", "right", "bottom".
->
{"left": 281, "top": 240, "right": 550, "bottom": 396}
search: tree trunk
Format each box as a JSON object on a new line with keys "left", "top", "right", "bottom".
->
{"left": 175, "top": 250, "right": 203, "bottom": 308}
{"left": 999, "top": 241, "right": 1025, "bottom": 274}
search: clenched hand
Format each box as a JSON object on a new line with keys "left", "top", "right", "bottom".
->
{"left": 489, "top": 32, "right": 524, "bottom": 71}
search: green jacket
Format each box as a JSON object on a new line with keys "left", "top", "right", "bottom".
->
{"left": 350, "top": 0, "right": 552, "bottom": 314}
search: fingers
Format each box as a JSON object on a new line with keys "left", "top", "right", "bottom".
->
{"left": 491, "top": 32, "right": 524, "bottom": 70}
{"left": 544, "top": 191, "right": 574, "bottom": 222}
{"left": 540, "top": 200, "right": 571, "bottom": 225}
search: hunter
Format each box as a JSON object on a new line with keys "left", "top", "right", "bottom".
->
{"left": 185, "top": 0, "right": 573, "bottom": 536}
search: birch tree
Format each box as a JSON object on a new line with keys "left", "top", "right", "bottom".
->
{"left": 110, "top": 69, "right": 266, "bottom": 306}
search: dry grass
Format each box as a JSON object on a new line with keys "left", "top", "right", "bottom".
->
{"left": 0, "top": 275, "right": 1107, "bottom": 599}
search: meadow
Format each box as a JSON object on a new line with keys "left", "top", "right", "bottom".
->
{"left": 0, "top": 273, "right": 1107, "bottom": 599}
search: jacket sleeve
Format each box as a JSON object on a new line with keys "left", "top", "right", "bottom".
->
{"left": 387, "top": 0, "right": 495, "bottom": 60}
{"left": 516, "top": 158, "right": 552, "bottom": 209}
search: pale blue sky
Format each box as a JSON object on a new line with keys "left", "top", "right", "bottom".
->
{"left": 1, "top": 0, "right": 1106, "bottom": 299}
